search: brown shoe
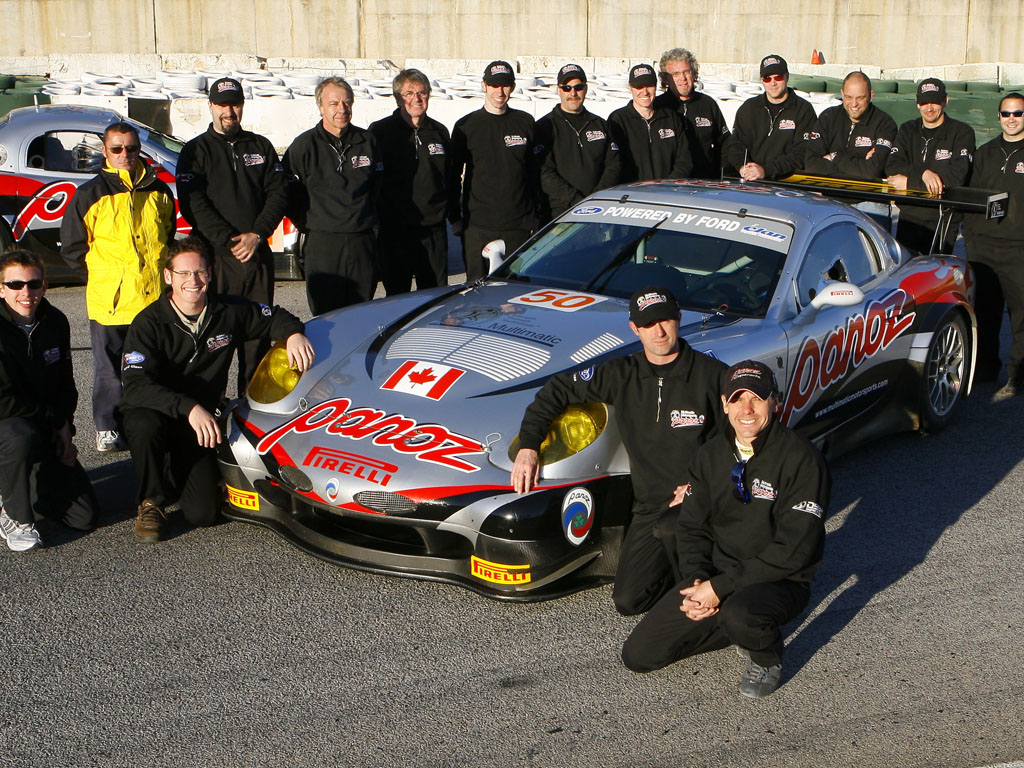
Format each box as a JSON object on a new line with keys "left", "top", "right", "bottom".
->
{"left": 134, "top": 499, "right": 166, "bottom": 543}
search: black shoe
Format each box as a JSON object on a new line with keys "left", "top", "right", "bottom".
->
{"left": 739, "top": 658, "right": 782, "bottom": 698}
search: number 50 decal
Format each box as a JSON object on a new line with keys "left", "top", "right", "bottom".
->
{"left": 509, "top": 289, "right": 608, "bottom": 312}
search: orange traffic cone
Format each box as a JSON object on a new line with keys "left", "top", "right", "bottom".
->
{"left": 811, "top": 49, "right": 821, "bottom": 65}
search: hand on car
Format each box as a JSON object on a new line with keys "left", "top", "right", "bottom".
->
{"left": 286, "top": 333, "right": 315, "bottom": 372}
{"left": 188, "top": 404, "right": 222, "bottom": 448}
{"left": 511, "top": 448, "right": 540, "bottom": 494}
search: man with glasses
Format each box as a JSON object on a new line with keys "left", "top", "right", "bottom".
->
{"left": 120, "top": 236, "right": 313, "bottom": 542}
{"left": 622, "top": 360, "right": 830, "bottom": 699}
{"left": 177, "top": 77, "right": 288, "bottom": 393}
{"left": 370, "top": 69, "right": 452, "bottom": 294}
{"left": 804, "top": 71, "right": 897, "bottom": 181}
{"left": 0, "top": 249, "right": 98, "bottom": 552}
{"left": 653, "top": 48, "right": 730, "bottom": 179}
{"left": 724, "top": 55, "right": 817, "bottom": 181}
{"left": 535, "top": 63, "right": 620, "bottom": 219}
{"left": 285, "top": 77, "right": 383, "bottom": 314}
{"left": 512, "top": 286, "right": 725, "bottom": 616}
{"left": 964, "top": 92, "right": 1024, "bottom": 391}
{"left": 62, "top": 121, "right": 175, "bottom": 454}
{"left": 885, "top": 78, "right": 975, "bottom": 255}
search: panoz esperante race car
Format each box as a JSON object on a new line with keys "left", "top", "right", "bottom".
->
{"left": 218, "top": 178, "right": 993, "bottom": 600}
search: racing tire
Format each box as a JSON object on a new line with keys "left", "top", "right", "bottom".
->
{"left": 919, "top": 312, "right": 968, "bottom": 433}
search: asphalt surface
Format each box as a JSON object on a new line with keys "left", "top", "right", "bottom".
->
{"left": 1, "top": 276, "right": 1022, "bottom": 768}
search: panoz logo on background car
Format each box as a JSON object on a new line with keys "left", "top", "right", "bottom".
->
{"left": 13, "top": 180, "right": 78, "bottom": 239}
{"left": 470, "top": 556, "right": 531, "bottom": 584}
{"left": 561, "top": 488, "right": 594, "bottom": 546}
{"left": 226, "top": 485, "right": 259, "bottom": 511}
{"left": 380, "top": 360, "right": 466, "bottom": 401}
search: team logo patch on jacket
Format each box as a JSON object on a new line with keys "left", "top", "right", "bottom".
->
{"left": 1015, "top": 162, "right": 1024, "bottom": 174}
{"left": 935, "top": 149, "right": 952, "bottom": 160}
{"left": 123, "top": 351, "right": 145, "bottom": 366}
{"left": 779, "top": 119, "right": 796, "bottom": 130}
{"left": 206, "top": 333, "right": 232, "bottom": 352}
{"left": 242, "top": 153, "right": 265, "bottom": 166}
{"left": 504, "top": 135, "right": 527, "bottom": 147}
{"left": 258, "top": 303, "right": 272, "bottom": 317}
{"left": 427, "top": 143, "right": 445, "bottom": 155}
{"left": 694, "top": 117, "right": 712, "bottom": 127}
{"left": 43, "top": 347, "right": 61, "bottom": 365}
{"left": 792, "top": 500, "right": 824, "bottom": 518}
{"left": 876, "top": 138, "right": 892, "bottom": 148}
{"left": 351, "top": 155, "right": 371, "bottom": 169}
{"left": 658, "top": 128, "right": 676, "bottom": 139}
{"left": 585, "top": 130, "right": 606, "bottom": 142}
{"left": 670, "top": 409, "right": 705, "bottom": 428}
{"left": 575, "top": 365, "right": 595, "bottom": 381}
{"left": 854, "top": 136, "right": 873, "bottom": 148}
{"left": 751, "top": 478, "right": 777, "bottom": 500}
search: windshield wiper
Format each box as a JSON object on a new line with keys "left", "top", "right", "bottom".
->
{"left": 582, "top": 216, "right": 668, "bottom": 293}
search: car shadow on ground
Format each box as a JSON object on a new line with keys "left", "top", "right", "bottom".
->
{"left": 780, "top": 383, "right": 1022, "bottom": 681}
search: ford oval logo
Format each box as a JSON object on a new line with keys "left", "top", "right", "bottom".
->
{"left": 572, "top": 206, "right": 604, "bottom": 215}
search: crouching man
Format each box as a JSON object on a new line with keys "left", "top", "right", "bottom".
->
{"left": 621, "top": 360, "right": 830, "bottom": 698}
{"left": 120, "top": 236, "right": 314, "bottom": 542}
{"left": 0, "top": 249, "right": 98, "bottom": 551}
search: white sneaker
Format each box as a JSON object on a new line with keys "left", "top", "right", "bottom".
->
{"left": 96, "top": 430, "right": 127, "bottom": 453}
{"left": 0, "top": 506, "right": 42, "bottom": 552}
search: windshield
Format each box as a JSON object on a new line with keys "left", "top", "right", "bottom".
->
{"left": 498, "top": 212, "right": 791, "bottom": 317}
{"left": 130, "top": 120, "right": 185, "bottom": 154}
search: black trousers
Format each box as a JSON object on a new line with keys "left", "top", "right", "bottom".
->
{"left": 121, "top": 407, "right": 222, "bottom": 526}
{"left": 89, "top": 321, "right": 128, "bottom": 432}
{"left": 966, "top": 234, "right": 1024, "bottom": 378}
{"left": 621, "top": 579, "right": 810, "bottom": 671}
{"left": 462, "top": 226, "right": 530, "bottom": 282}
{"left": 304, "top": 230, "right": 377, "bottom": 315}
{"left": 0, "top": 417, "right": 97, "bottom": 529}
{"left": 612, "top": 508, "right": 676, "bottom": 616}
{"left": 212, "top": 242, "right": 274, "bottom": 398}
{"left": 379, "top": 222, "right": 448, "bottom": 294}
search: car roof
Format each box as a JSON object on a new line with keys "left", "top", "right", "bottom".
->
{"left": 0, "top": 104, "right": 127, "bottom": 133}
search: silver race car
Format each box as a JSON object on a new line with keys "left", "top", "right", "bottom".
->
{"left": 219, "top": 179, "right": 979, "bottom": 600}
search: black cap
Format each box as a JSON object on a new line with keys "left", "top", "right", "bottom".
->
{"left": 629, "top": 286, "right": 679, "bottom": 326}
{"left": 209, "top": 77, "right": 244, "bottom": 105}
{"left": 483, "top": 61, "right": 515, "bottom": 87}
{"left": 723, "top": 360, "right": 778, "bottom": 402}
{"left": 917, "top": 78, "right": 947, "bottom": 105}
{"left": 557, "top": 63, "right": 587, "bottom": 86}
{"left": 628, "top": 64, "right": 658, "bottom": 88}
{"left": 759, "top": 54, "right": 788, "bottom": 79}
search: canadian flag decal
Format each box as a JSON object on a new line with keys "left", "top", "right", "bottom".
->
{"left": 380, "top": 360, "right": 466, "bottom": 400}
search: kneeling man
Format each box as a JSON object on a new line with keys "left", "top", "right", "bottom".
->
{"left": 120, "top": 236, "right": 314, "bottom": 542}
{"left": 621, "top": 360, "right": 830, "bottom": 698}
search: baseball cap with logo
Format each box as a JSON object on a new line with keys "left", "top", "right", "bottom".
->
{"left": 209, "top": 77, "right": 244, "bottom": 105}
{"left": 916, "top": 78, "right": 947, "bottom": 105}
{"left": 759, "top": 54, "right": 788, "bottom": 79}
{"left": 723, "top": 359, "right": 778, "bottom": 402}
{"left": 629, "top": 285, "right": 679, "bottom": 326}
{"left": 557, "top": 63, "right": 587, "bottom": 86}
{"left": 629, "top": 64, "right": 658, "bottom": 88}
{"left": 483, "top": 61, "right": 516, "bottom": 87}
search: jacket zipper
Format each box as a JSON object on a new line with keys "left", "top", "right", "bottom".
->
{"left": 656, "top": 376, "right": 663, "bottom": 421}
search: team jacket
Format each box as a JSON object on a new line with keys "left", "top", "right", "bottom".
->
{"left": 723, "top": 90, "right": 818, "bottom": 180}
{"left": 652, "top": 90, "right": 730, "bottom": 179}
{"left": 535, "top": 105, "right": 621, "bottom": 218}
{"left": 517, "top": 342, "right": 727, "bottom": 513}
{"left": 369, "top": 110, "right": 450, "bottom": 229}
{"left": 176, "top": 125, "right": 288, "bottom": 250}
{"left": 886, "top": 116, "right": 976, "bottom": 225}
{"left": 676, "top": 416, "right": 830, "bottom": 599}
{"left": 803, "top": 103, "right": 898, "bottom": 181}
{"left": 120, "top": 291, "right": 304, "bottom": 418}
{"left": 449, "top": 107, "right": 540, "bottom": 231}
{"left": 0, "top": 298, "right": 77, "bottom": 431}
{"left": 284, "top": 122, "right": 383, "bottom": 234}
{"left": 608, "top": 105, "right": 693, "bottom": 183}
{"left": 61, "top": 160, "right": 175, "bottom": 326}
{"left": 964, "top": 136, "right": 1024, "bottom": 241}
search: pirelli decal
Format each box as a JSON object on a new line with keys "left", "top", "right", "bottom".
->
{"left": 470, "top": 556, "right": 531, "bottom": 585}
{"left": 226, "top": 485, "right": 259, "bottom": 511}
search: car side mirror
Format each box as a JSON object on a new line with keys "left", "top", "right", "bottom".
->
{"left": 482, "top": 239, "right": 506, "bottom": 275}
{"left": 794, "top": 281, "right": 865, "bottom": 325}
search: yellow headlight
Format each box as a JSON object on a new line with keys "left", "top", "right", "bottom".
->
{"left": 248, "top": 346, "right": 303, "bottom": 404}
{"left": 508, "top": 403, "right": 608, "bottom": 465}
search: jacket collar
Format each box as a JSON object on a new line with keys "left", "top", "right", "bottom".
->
{"left": 153, "top": 288, "right": 222, "bottom": 325}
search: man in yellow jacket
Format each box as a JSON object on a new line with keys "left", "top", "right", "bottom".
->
{"left": 61, "top": 121, "right": 176, "bottom": 453}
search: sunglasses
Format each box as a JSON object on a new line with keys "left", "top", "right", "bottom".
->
{"left": 2, "top": 279, "right": 44, "bottom": 290}
{"left": 107, "top": 144, "right": 141, "bottom": 154}
{"left": 999, "top": 110, "right": 1024, "bottom": 118}
{"left": 731, "top": 460, "right": 751, "bottom": 504}
{"left": 170, "top": 269, "right": 210, "bottom": 280}
{"left": 559, "top": 84, "right": 586, "bottom": 92}
{"left": 761, "top": 74, "right": 786, "bottom": 83}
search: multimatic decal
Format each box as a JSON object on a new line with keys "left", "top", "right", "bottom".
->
{"left": 782, "top": 288, "right": 916, "bottom": 424}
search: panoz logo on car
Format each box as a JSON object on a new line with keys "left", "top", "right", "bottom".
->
{"left": 470, "top": 556, "right": 531, "bottom": 584}
{"left": 13, "top": 180, "right": 78, "bottom": 239}
{"left": 302, "top": 447, "right": 397, "bottom": 487}
{"left": 510, "top": 289, "right": 608, "bottom": 312}
{"left": 226, "top": 485, "right": 259, "bottom": 511}
{"left": 255, "top": 397, "right": 485, "bottom": 473}
{"left": 561, "top": 488, "right": 594, "bottom": 546}
{"left": 782, "top": 288, "right": 916, "bottom": 424}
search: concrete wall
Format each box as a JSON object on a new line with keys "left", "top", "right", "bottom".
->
{"left": 2, "top": 0, "right": 1023, "bottom": 68}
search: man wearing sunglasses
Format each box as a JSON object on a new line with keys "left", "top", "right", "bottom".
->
{"left": 119, "top": 236, "right": 313, "bottom": 542}
{"left": 512, "top": 286, "right": 726, "bottom": 616}
{"left": 723, "top": 55, "right": 817, "bottom": 181}
{"left": 622, "top": 360, "right": 830, "bottom": 698}
{"left": 963, "top": 92, "right": 1024, "bottom": 393}
{"left": 885, "top": 78, "right": 975, "bottom": 256}
{"left": 534, "top": 63, "right": 620, "bottom": 219}
{"left": 61, "top": 121, "right": 176, "bottom": 455}
{"left": 0, "top": 249, "right": 98, "bottom": 552}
